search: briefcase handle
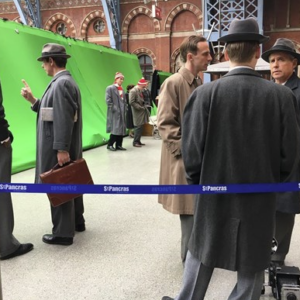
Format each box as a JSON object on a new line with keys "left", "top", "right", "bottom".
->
{"left": 50, "top": 160, "right": 75, "bottom": 172}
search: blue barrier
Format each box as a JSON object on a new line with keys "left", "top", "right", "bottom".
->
{"left": 0, "top": 182, "right": 300, "bottom": 194}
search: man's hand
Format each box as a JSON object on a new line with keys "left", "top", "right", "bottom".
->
{"left": 21, "top": 79, "right": 37, "bottom": 105}
{"left": 57, "top": 151, "right": 70, "bottom": 166}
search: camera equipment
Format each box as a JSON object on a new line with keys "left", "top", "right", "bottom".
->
{"left": 268, "top": 264, "right": 300, "bottom": 299}
{"left": 262, "top": 238, "right": 300, "bottom": 299}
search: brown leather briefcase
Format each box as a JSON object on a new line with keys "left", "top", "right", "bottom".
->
{"left": 40, "top": 158, "right": 94, "bottom": 207}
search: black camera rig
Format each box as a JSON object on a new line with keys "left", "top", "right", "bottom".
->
{"left": 262, "top": 239, "right": 300, "bottom": 299}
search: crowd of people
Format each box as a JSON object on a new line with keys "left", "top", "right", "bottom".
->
{"left": 0, "top": 16, "right": 300, "bottom": 300}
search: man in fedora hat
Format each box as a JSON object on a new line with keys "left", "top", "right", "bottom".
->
{"left": 162, "top": 18, "right": 300, "bottom": 300}
{"left": 262, "top": 38, "right": 300, "bottom": 266}
{"left": 20, "top": 43, "right": 85, "bottom": 245}
{"left": 129, "top": 77, "right": 150, "bottom": 147}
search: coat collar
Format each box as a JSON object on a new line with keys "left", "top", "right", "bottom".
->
{"left": 285, "top": 72, "right": 300, "bottom": 91}
{"left": 178, "top": 67, "right": 197, "bottom": 85}
{"left": 41, "top": 70, "right": 70, "bottom": 100}
{"left": 224, "top": 67, "right": 262, "bottom": 78}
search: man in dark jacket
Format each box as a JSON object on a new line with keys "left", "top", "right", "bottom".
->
{"left": 262, "top": 38, "right": 300, "bottom": 266}
{"left": 0, "top": 83, "right": 33, "bottom": 260}
{"left": 162, "top": 18, "right": 300, "bottom": 300}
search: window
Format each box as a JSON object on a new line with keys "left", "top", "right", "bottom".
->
{"left": 138, "top": 55, "right": 153, "bottom": 81}
{"left": 56, "top": 22, "right": 67, "bottom": 35}
{"left": 93, "top": 19, "right": 105, "bottom": 33}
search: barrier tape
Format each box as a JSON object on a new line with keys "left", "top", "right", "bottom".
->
{"left": 0, "top": 182, "right": 300, "bottom": 194}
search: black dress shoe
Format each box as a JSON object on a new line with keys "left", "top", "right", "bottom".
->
{"left": 107, "top": 145, "right": 116, "bottom": 151}
{"left": 138, "top": 142, "right": 146, "bottom": 146}
{"left": 1, "top": 243, "right": 34, "bottom": 260}
{"left": 133, "top": 143, "right": 142, "bottom": 147}
{"left": 116, "top": 146, "right": 127, "bottom": 150}
{"left": 162, "top": 297, "right": 174, "bottom": 300}
{"left": 42, "top": 234, "right": 73, "bottom": 245}
{"left": 75, "top": 223, "right": 86, "bottom": 232}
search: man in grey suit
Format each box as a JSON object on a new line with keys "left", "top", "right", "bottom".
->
{"left": 21, "top": 43, "right": 84, "bottom": 245}
{"left": 262, "top": 38, "right": 300, "bottom": 266}
{"left": 0, "top": 82, "right": 33, "bottom": 260}
{"left": 162, "top": 18, "right": 300, "bottom": 300}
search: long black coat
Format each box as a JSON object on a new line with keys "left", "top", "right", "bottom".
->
{"left": 182, "top": 68, "right": 300, "bottom": 273}
{"left": 277, "top": 72, "right": 300, "bottom": 213}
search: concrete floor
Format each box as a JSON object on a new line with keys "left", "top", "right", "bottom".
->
{"left": 1, "top": 136, "right": 299, "bottom": 300}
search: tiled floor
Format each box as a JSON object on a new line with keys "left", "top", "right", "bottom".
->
{"left": 1, "top": 136, "right": 299, "bottom": 300}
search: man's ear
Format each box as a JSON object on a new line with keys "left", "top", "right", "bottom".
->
{"left": 292, "top": 58, "right": 298, "bottom": 69}
{"left": 255, "top": 45, "right": 261, "bottom": 59}
{"left": 187, "top": 52, "right": 193, "bottom": 62}
{"left": 224, "top": 49, "right": 230, "bottom": 61}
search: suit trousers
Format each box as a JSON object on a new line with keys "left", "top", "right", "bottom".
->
{"left": 51, "top": 200, "right": 75, "bottom": 238}
{"left": 0, "top": 263, "right": 2, "bottom": 300}
{"left": 74, "top": 196, "right": 85, "bottom": 226}
{"left": 271, "top": 211, "right": 295, "bottom": 262}
{"left": 180, "top": 214, "right": 194, "bottom": 263}
{"left": 133, "top": 125, "right": 143, "bottom": 145}
{"left": 108, "top": 134, "right": 123, "bottom": 147}
{"left": 174, "top": 251, "right": 264, "bottom": 300}
{"left": 0, "top": 144, "right": 20, "bottom": 257}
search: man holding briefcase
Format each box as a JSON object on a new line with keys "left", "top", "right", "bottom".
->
{"left": 21, "top": 43, "right": 84, "bottom": 245}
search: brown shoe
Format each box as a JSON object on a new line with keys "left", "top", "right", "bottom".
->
{"left": 133, "top": 143, "right": 142, "bottom": 147}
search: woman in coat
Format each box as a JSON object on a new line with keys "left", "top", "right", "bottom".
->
{"left": 106, "top": 72, "right": 127, "bottom": 151}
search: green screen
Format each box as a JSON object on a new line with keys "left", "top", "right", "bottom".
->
{"left": 0, "top": 20, "right": 143, "bottom": 173}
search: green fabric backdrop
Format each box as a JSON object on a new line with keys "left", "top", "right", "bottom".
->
{"left": 0, "top": 20, "right": 143, "bottom": 174}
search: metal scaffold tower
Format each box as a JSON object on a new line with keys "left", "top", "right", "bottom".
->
{"left": 202, "top": 0, "right": 263, "bottom": 61}
{"left": 101, "top": 0, "right": 122, "bottom": 50}
{"left": 13, "top": 0, "right": 41, "bottom": 27}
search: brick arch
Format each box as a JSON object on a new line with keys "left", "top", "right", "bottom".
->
{"left": 165, "top": 2, "right": 202, "bottom": 32}
{"left": 170, "top": 48, "right": 180, "bottom": 72}
{"left": 44, "top": 13, "right": 76, "bottom": 37}
{"left": 13, "top": 16, "right": 33, "bottom": 26}
{"left": 80, "top": 10, "right": 106, "bottom": 38}
{"left": 132, "top": 48, "right": 157, "bottom": 69}
{"left": 122, "top": 6, "right": 161, "bottom": 35}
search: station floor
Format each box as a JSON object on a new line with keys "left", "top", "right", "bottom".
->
{"left": 1, "top": 136, "right": 299, "bottom": 300}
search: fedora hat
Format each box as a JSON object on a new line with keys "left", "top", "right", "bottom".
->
{"left": 261, "top": 38, "right": 300, "bottom": 65}
{"left": 218, "top": 18, "right": 269, "bottom": 44}
{"left": 37, "top": 43, "right": 71, "bottom": 61}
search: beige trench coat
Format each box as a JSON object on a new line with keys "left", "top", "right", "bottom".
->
{"left": 157, "top": 67, "right": 201, "bottom": 214}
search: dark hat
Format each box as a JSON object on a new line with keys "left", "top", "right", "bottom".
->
{"left": 218, "top": 18, "right": 269, "bottom": 44}
{"left": 37, "top": 43, "right": 71, "bottom": 61}
{"left": 261, "top": 38, "right": 300, "bottom": 65}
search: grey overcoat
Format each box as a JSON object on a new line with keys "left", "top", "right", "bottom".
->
{"left": 129, "top": 86, "right": 149, "bottom": 126}
{"left": 105, "top": 84, "right": 126, "bottom": 135}
{"left": 32, "top": 70, "right": 82, "bottom": 182}
{"left": 182, "top": 68, "right": 300, "bottom": 273}
{"left": 157, "top": 67, "right": 201, "bottom": 215}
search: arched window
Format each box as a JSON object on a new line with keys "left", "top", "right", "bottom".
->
{"left": 93, "top": 19, "right": 106, "bottom": 33}
{"left": 56, "top": 22, "right": 67, "bottom": 35}
{"left": 138, "top": 55, "right": 153, "bottom": 81}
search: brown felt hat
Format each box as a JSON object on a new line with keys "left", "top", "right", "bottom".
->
{"left": 37, "top": 43, "right": 71, "bottom": 61}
